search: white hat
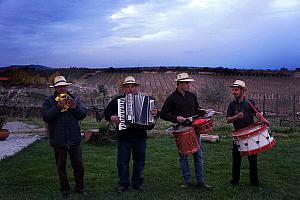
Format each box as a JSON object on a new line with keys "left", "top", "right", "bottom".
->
{"left": 229, "top": 80, "right": 247, "bottom": 90}
{"left": 49, "top": 76, "right": 72, "bottom": 88}
{"left": 122, "top": 76, "right": 140, "bottom": 86}
{"left": 175, "top": 73, "right": 195, "bottom": 82}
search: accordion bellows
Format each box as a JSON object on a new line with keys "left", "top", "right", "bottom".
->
{"left": 118, "top": 94, "right": 155, "bottom": 130}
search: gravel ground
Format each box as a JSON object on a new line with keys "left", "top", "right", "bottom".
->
{"left": 0, "top": 134, "right": 40, "bottom": 160}
{"left": 0, "top": 121, "right": 44, "bottom": 161}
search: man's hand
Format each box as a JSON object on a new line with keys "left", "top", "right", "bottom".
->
{"left": 151, "top": 108, "right": 158, "bottom": 117}
{"left": 256, "top": 112, "right": 270, "bottom": 126}
{"left": 68, "top": 98, "right": 77, "bottom": 109}
{"left": 236, "top": 112, "right": 244, "bottom": 119}
{"left": 56, "top": 100, "right": 66, "bottom": 110}
{"left": 110, "top": 115, "right": 120, "bottom": 124}
{"left": 177, "top": 116, "right": 186, "bottom": 123}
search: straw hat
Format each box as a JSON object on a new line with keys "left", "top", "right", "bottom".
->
{"left": 229, "top": 80, "right": 247, "bottom": 90}
{"left": 122, "top": 76, "right": 140, "bottom": 86}
{"left": 49, "top": 76, "right": 72, "bottom": 88}
{"left": 174, "top": 72, "right": 195, "bottom": 82}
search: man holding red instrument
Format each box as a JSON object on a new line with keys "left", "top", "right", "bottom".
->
{"left": 160, "top": 72, "right": 212, "bottom": 190}
{"left": 226, "top": 80, "right": 269, "bottom": 189}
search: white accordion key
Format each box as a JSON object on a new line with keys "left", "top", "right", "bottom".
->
{"left": 118, "top": 98, "right": 126, "bottom": 130}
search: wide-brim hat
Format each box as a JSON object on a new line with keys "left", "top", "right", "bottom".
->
{"left": 174, "top": 72, "right": 195, "bottom": 82}
{"left": 49, "top": 76, "right": 72, "bottom": 88}
{"left": 229, "top": 80, "right": 247, "bottom": 90}
{"left": 122, "top": 76, "right": 140, "bottom": 86}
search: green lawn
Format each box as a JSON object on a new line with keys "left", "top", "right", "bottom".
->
{"left": 0, "top": 135, "right": 299, "bottom": 200}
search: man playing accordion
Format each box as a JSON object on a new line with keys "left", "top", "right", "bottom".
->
{"left": 160, "top": 72, "right": 213, "bottom": 190}
{"left": 104, "top": 76, "right": 158, "bottom": 192}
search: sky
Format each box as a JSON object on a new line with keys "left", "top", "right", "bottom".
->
{"left": 0, "top": 0, "right": 300, "bottom": 69}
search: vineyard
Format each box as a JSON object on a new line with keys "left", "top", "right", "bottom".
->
{"left": 80, "top": 71, "right": 300, "bottom": 114}
{"left": 1, "top": 69, "right": 299, "bottom": 122}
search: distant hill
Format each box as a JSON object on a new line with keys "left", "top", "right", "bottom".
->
{"left": 0, "top": 64, "right": 51, "bottom": 71}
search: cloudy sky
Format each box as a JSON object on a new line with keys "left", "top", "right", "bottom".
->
{"left": 0, "top": 0, "right": 299, "bottom": 69}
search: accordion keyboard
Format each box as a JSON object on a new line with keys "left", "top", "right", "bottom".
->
{"left": 117, "top": 94, "right": 155, "bottom": 130}
{"left": 117, "top": 98, "right": 127, "bottom": 130}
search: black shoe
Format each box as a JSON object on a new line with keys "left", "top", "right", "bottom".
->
{"left": 196, "top": 183, "right": 213, "bottom": 191}
{"left": 75, "top": 191, "right": 90, "bottom": 198}
{"left": 179, "top": 182, "right": 191, "bottom": 188}
{"left": 230, "top": 180, "right": 239, "bottom": 188}
{"left": 251, "top": 184, "right": 263, "bottom": 191}
{"left": 133, "top": 185, "right": 146, "bottom": 192}
{"left": 116, "top": 185, "right": 128, "bottom": 193}
{"left": 59, "top": 191, "right": 69, "bottom": 199}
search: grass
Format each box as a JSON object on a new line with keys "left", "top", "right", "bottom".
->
{"left": 0, "top": 135, "right": 299, "bottom": 200}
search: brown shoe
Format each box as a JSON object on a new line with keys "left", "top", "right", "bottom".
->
{"left": 196, "top": 183, "right": 213, "bottom": 191}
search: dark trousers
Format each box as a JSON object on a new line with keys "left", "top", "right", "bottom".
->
{"left": 117, "top": 138, "right": 146, "bottom": 187}
{"left": 53, "top": 144, "right": 85, "bottom": 192}
{"left": 231, "top": 142, "right": 259, "bottom": 186}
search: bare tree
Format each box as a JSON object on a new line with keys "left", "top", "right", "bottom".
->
{"left": 200, "top": 81, "right": 228, "bottom": 111}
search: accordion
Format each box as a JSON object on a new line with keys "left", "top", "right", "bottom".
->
{"left": 117, "top": 93, "right": 155, "bottom": 130}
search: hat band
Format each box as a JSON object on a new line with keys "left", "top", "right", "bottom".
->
{"left": 233, "top": 84, "right": 244, "bottom": 87}
{"left": 177, "top": 77, "right": 192, "bottom": 81}
{"left": 54, "top": 80, "right": 67, "bottom": 85}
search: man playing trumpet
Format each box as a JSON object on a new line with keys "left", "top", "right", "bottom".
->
{"left": 42, "top": 75, "right": 88, "bottom": 199}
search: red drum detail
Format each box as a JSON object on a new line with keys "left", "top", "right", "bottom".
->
{"left": 194, "top": 118, "right": 214, "bottom": 135}
{"left": 172, "top": 127, "right": 200, "bottom": 155}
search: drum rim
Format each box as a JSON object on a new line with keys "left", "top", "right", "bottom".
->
{"left": 233, "top": 122, "right": 267, "bottom": 139}
{"left": 193, "top": 118, "right": 213, "bottom": 126}
{"left": 166, "top": 126, "right": 193, "bottom": 134}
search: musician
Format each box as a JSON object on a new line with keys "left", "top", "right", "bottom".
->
{"left": 226, "top": 80, "right": 266, "bottom": 188}
{"left": 104, "top": 76, "right": 158, "bottom": 192}
{"left": 160, "top": 72, "right": 212, "bottom": 190}
{"left": 42, "top": 76, "right": 89, "bottom": 199}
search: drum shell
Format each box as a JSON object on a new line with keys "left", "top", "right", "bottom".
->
{"left": 172, "top": 127, "right": 200, "bottom": 155}
{"left": 233, "top": 122, "right": 276, "bottom": 156}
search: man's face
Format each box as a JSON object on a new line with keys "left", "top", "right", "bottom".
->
{"left": 55, "top": 85, "right": 68, "bottom": 94}
{"left": 232, "top": 87, "right": 243, "bottom": 98}
{"left": 123, "top": 84, "right": 137, "bottom": 94}
{"left": 179, "top": 81, "right": 191, "bottom": 92}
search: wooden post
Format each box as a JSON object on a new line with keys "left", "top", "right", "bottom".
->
{"left": 276, "top": 93, "right": 279, "bottom": 117}
{"left": 293, "top": 94, "right": 296, "bottom": 134}
{"left": 263, "top": 94, "right": 266, "bottom": 117}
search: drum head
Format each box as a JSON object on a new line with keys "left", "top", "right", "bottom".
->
{"left": 233, "top": 122, "right": 266, "bottom": 139}
{"left": 165, "top": 126, "right": 192, "bottom": 134}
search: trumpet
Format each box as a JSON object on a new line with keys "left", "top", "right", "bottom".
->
{"left": 55, "top": 93, "right": 72, "bottom": 112}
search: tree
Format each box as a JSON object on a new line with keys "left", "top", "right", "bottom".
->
{"left": 200, "top": 81, "right": 228, "bottom": 111}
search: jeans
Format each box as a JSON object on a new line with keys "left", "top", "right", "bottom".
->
{"left": 179, "top": 141, "right": 204, "bottom": 184}
{"left": 117, "top": 138, "right": 146, "bottom": 187}
{"left": 53, "top": 145, "right": 84, "bottom": 192}
{"left": 231, "top": 142, "right": 259, "bottom": 186}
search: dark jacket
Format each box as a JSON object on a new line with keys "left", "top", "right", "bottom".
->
{"left": 104, "top": 93, "right": 148, "bottom": 139}
{"left": 160, "top": 89, "right": 205, "bottom": 123}
{"left": 42, "top": 92, "right": 86, "bottom": 147}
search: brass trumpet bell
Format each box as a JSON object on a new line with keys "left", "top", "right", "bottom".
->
{"left": 55, "top": 93, "right": 72, "bottom": 112}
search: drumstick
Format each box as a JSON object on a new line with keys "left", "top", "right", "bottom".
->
{"left": 247, "top": 100, "right": 270, "bottom": 125}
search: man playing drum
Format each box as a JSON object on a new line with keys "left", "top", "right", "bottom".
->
{"left": 226, "top": 80, "right": 267, "bottom": 188}
{"left": 160, "top": 72, "right": 212, "bottom": 190}
{"left": 104, "top": 76, "right": 158, "bottom": 192}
